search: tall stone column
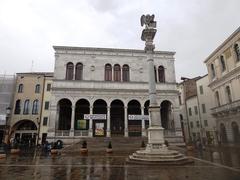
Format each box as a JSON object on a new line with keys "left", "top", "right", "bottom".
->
{"left": 47, "top": 104, "right": 57, "bottom": 139}
{"left": 107, "top": 106, "right": 111, "bottom": 137}
{"left": 89, "top": 106, "right": 93, "bottom": 137}
{"left": 70, "top": 105, "right": 75, "bottom": 137}
{"left": 124, "top": 106, "right": 128, "bottom": 137}
{"left": 141, "top": 107, "right": 146, "bottom": 136}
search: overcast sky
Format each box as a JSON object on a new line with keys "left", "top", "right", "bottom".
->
{"left": 0, "top": 0, "right": 239, "bottom": 81}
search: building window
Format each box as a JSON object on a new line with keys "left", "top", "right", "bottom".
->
{"left": 18, "top": 84, "right": 23, "bottom": 93}
{"left": 178, "top": 95, "right": 182, "bottom": 105}
{"left": 35, "top": 84, "right": 40, "bottom": 93}
{"left": 14, "top": 99, "right": 21, "bottom": 114}
{"left": 190, "top": 122, "right": 193, "bottom": 128}
{"left": 32, "top": 100, "right": 39, "bottom": 114}
{"left": 225, "top": 86, "right": 232, "bottom": 103}
{"left": 196, "top": 121, "right": 200, "bottom": 128}
{"left": 75, "top": 63, "right": 83, "bottom": 80}
{"left": 114, "top": 64, "right": 121, "bottom": 81}
{"left": 194, "top": 106, "right": 198, "bottom": 115}
{"left": 210, "top": 63, "right": 215, "bottom": 79}
{"left": 220, "top": 55, "right": 226, "bottom": 72}
{"left": 234, "top": 43, "right": 240, "bottom": 61}
{"left": 44, "top": 101, "right": 50, "bottom": 110}
{"left": 158, "top": 66, "right": 165, "bottom": 83}
{"left": 199, "top": 85, "right": 203, "bottom": 94}
{"left": 215, "top": 91, "right": 220, "bottom": 106}
{"left": 122, "top": 64, "right": 130, "bottom": 82}
{"left": 66, "top": 62, "right": 74, "bottom": 80}
{"left": 43, "top": 117, "right": 48, "bottom": 126}
{"left": 154, "top": 66, "right": 157, "bottom": 82}
{"left": 202, "top": 104, "right": 206, "bottom": 113}
{"left": 204, "top": 120, "right": 208, "bottom": 127}
{"left": 105, "top": 64, "right": 112, "bottom": 81}
{"left": 23, "top": 99, "right": 30, "bottom": 114}
{"left": 46, "top": 84, "right": 51, "bottom": 91}
{"left": 188, "top": 108, "right": 192, "bottom": 116}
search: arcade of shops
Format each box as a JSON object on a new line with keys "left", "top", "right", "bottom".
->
{"left": 52, "top": 98, "right": 179, "bottom": 139}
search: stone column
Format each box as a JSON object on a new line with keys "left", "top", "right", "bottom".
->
{"left": 107, "top": 106, "right": 111, "bottom": 137}
{"left": 141, "top": 106, "right": 146, "bottom": 136}
{"left": 47, "top": 104, "right": 57, "bottom": 140}
{"left": 70, "top": 105, "right": 75, "bottom": 137}
{"left": 89, "top": 106, "right": 93, "bottom": 137}
{"left": 124, "top": 106, "right": 128, "bottom": 137}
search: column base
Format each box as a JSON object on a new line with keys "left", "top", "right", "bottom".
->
{"left": 107, "top": 129, "right": 111, "bottom": 137}
{"left": 124, "top": 129, "right": 128, "bottom": 137}
{"left": 89, "top": 129, "right": 93, "bottom": 137}
{"left": 69, "top": 129, "right": 74, "bottom": 137}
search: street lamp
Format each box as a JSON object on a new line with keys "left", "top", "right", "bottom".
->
{"left": 36, "top": 118, "right": 41, "bottom": 146}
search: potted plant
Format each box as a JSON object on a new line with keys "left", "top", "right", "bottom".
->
{"left": 186, "top": 140, "right": 194, "bottom": 151}
{"left": 106, "top": 141, "right": 113, "bottom": 153}
{"left": 10, "top": 141, "right": 20, "bottom": 154}
{"left": 80, "top": 140, "right": 88, "bottom": 154}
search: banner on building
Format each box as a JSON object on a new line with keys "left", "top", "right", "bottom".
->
{"left": 84, "top": 114, "right": 106, "bottom": 120}
{"left": 76, "top": 119, "right": 87, "bottom": 129}
{"left": 128, "top": 115, "right": 149, "bottom": 120}
{"left": 94, "top": 122, "right": 104, "bottom": 136}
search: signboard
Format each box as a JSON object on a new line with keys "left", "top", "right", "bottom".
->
{"left": 76, "top": 119, "right": 87, "bottom": 129}
{"left": 94, "top": 122, "right": 105, "bottom": 136}
{"left": 0, "top": 115, "right": 6, "bottom": 125}
{"left": 84, "top": 114, "right": 106, "bottom": 120}
{"left": 128, "top": 115, "right": 149, "bottom": 120}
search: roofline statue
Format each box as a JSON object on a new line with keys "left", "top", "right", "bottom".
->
{"left": 140, "top": 14, "right": 156, "bottom": 29}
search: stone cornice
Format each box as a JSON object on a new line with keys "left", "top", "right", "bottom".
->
{"left": 204, "top": 26, "right": 240, "bottom": 63}
{"left": 209, "top": 65, "right": 240, "bottom": 89}
{"left": 53, "top": 46, "right": 175, "bottom": 56}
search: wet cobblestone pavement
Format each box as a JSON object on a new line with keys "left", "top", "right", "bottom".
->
{"left": 0, "top": 147, "right": 240, "bottom": 180}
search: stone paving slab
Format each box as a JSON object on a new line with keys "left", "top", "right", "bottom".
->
{"left": 0, "top": 153, "right": 240, "bottom": 180}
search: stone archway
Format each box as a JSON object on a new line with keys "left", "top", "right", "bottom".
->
{"left": 75, "top": 99, "right": 90, "bottom": 130}
{"left": 110, "top": 100, "right": 124, "bottom": 136}
{"left": 128, "top": 99, "right": 141, "bottom": 137}
{"left": 220, "top": 123, "right": 228, "bottom": 143}
{"left": 160, "top": 100, "right": 174, "bottom": 130}
{"left": 58, "top": 98, "right": 72, "bottom": 130}
{"left": 232, "top": 122, "right": 240, "bottom": 143}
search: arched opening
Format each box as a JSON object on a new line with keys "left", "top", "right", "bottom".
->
{"left": 234, "top": 43, "right": 240, "bottom": 61}
{"left": 128, "top": 100, "right": 141, "bottom": 137}
{"left": 225, "top": 86, "right": 232, "bottom": 103}
{"left": 92, "top": 99, "right": 107, "bottom": 137}
{"left": 220, "top": 123, "right": 228, "bottom": 143}
{"left": 144, "top": 100, "right": 150, "bottom": 129}
{"left": 215, "top": 91, "right": 221, "bottom": 106}
{"left": 105, "top": 64, "right": 112, "bottom": 81}
{"left": 158, "top": 66, "right": 165, "bottom": 83}
{"left": 66, "top": 62, "right": 74, "bottom": 80}
{"left": 160, "top": 100, "right": 174, "bottom": 130}
{"left": 13, "top": 120, "right": 37, "bottom": 146}
{"left": 211, "top": 63, "right": 215, "bottom": 78}
{"left": 110, "top": 100, "right": 124, "bottom": 136}
{"left": 58, "top": 99, "right": 72, "bottom": 130}
{"left": 75, "top": 99, "right": 90, "bottom": 131}
{"left": 32, "top": 99, "right": 39, "bottom": 114}
{"left": 23, "top": 99, "right": 30, "bottom": 114}
{"left": 75, "top": 63, "right": 83, "bottom": 80}
{"left": 18, "top": 84, "right": 23, "bottom": 93}
{"left": 232, "top": 122, "right": 240, "bottom": 143}
{"left": 122, "top": 64, "right": 130, "bottom": 82}
{"left": 220, "top": 55, "right": 226, "bottom": 72}
{"left": 114, "top": 64, "right": 121, "bottom": 81}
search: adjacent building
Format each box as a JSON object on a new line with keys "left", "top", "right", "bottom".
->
{"left": 47, "top": 46, "right": 184, "bottom": 145}
{"left": 204, "top": 27, "right": 240, "bottom": 143}
{"left": 0, "top": 75, "right": 15, "bottom": 143}
{"left": 9, "top": 72, "right": 53, "bottom": 145}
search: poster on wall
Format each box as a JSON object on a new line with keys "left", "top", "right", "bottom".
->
{"left": 77, "top": 119, "right": 86, "bottom": 129}
{"left": 95, "top": 122, "right": 104, "bottom": 136}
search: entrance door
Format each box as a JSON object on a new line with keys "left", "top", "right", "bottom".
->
{"left": 93, "top": 120, "right": 106, "bottom": 137}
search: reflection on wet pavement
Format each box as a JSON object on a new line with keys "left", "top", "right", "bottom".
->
{"left": 0, "top": 147, "right": 240, "bottom": 180}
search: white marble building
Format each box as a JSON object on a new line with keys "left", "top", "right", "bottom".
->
{"left": 47, "top": 46, "right": 183, "bottom": 144}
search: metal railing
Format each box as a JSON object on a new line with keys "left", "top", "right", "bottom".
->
{"left": 211, "top": 99, "right": 240, "bottom": 114}
{"left": 74, "top": 130, "right": 89, "bottom": 137}
{"left": 55, "top": 130, "right": 70, "bottom": 136}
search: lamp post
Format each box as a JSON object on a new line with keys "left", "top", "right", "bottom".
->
{"left": 36, "top": 117, "right": 41, "bottom": 146}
